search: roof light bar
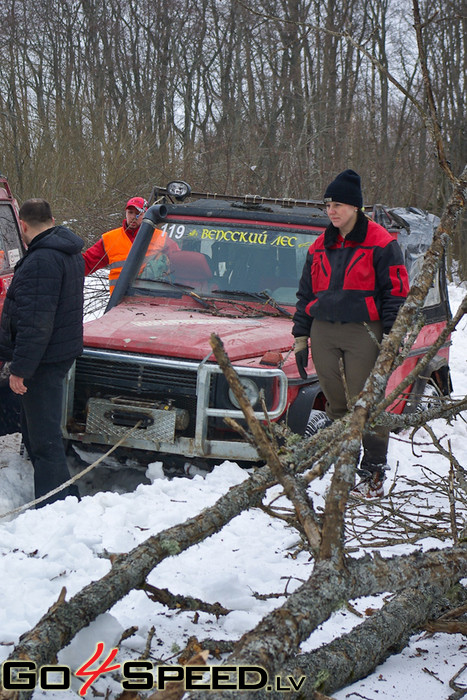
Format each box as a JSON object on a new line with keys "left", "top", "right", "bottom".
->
{"left": 166, "top": 180, "right": 192, "bottom": 201}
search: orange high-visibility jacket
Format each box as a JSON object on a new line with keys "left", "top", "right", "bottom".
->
{"left": 102, "top": 226, "right": 166, "bottom": 294}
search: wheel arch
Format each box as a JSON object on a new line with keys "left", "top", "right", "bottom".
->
{"left": 284, "top": 381, "right": 325, "bottom": 434}
{"left": 403, "top": 355, "right": 452, "bottom": 414}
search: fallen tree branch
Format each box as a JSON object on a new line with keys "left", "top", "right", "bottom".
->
{"left": 424, "top": 423, "right": 467, "bottom": 495}
{"left": 140, "top": 583, "right": 231, "bottom": 617}
{"left": 345, "top": 474, "right": 465, "bottom": 550}
{"left": 425, "top": 620, "right": 467, "bottom": 635}
{"left": 0, "top": 464, "right": 274, "bottom": 699}
{"left": 185, "top": 544, "right": 467, "bottom": 699}
{"left": 209, "top": 333, "right": 322, "bottom": 555}
{"left": 272, "top": 581, "right": 467, "bottom": 698}
{"left": 378, "top": 395, "right": 467, "bottom": 431}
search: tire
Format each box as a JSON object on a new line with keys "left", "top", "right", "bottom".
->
{"left": 416, "top": 379, "right": 443, "bottom": 412}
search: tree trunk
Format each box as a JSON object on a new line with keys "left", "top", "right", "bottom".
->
{"left": 268, "top": 580, "right": 467, "bottom": 699}
{"left": 184, "top": 546, "right": 467, "bottom": 700}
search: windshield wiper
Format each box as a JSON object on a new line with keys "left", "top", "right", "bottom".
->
{"left": 133, "top": 279, "right": 218, "bottom": 310}
{"left": 214, "top": 289, "right": 292, "bottom": 317}
{"left": 253, "top": 290, "right": 293, "bottom": 317}
{"left": 134, "top": 278, "right": 195, "bottom": 291}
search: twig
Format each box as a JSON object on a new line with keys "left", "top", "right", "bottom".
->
{"left": 339, "top": 357, "right": 352, "bottom": 411}
{"left": 140, "top": 583, "right": 231, "bottom": 617}
{"left": 448, "top": 662, "right": 467, "bottom": 700}
{"left": 142, "top": 626, "right": 157, "bottom": 660}
{"left": 449, "top": 457, "right": 459, "bottom": 545}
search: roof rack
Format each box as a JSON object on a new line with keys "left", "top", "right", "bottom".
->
{"left": 148, "top": 181, "right": 406, "bottom": 228}
{"left": 149, "top": 183, "right": 328, "bottom": 209}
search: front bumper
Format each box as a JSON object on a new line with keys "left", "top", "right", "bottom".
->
{"left": 61, "top": 348, "right": 288, "bottom": 462}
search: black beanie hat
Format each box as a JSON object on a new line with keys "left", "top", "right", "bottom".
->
{"left": 323, "top": 169, "right": 363, "bottom": 208}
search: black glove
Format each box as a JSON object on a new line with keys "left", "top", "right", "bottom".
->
{"left": 294, "top": 336, "right": 309, "bottom": 380}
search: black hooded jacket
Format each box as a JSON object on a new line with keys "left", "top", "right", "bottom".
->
{"left": 0, "top": 225, "right": 84, "bottom": 379}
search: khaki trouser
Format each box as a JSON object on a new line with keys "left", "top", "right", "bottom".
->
{"left": 310, "top": 319, "right": 389, "bottom": 466}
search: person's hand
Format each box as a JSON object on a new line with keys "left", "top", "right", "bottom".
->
{"left": 10, "top": 374, "right": 27, "bottom": 395}
{"left": 294, "top": 336, "right": 309, "bottom": 379}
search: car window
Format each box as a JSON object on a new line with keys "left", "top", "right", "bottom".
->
{"left": 407, "top": 253, "right": 441, "bottom": 308}
{"left": 134, "top": 220, "right": 321, "bottom": 305}
{"left": 0, "top": 204, "right": 22, "bottom": 271}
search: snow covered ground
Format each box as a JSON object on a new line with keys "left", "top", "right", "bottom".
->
{"left": 0, "top": 284, "right": 466, "bottom": 700}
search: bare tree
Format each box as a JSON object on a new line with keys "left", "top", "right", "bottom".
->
{"left": 0, "top": 0, "right": 464, "bottom": 235}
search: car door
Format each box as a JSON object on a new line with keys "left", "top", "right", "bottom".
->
{"left": 0, "top": 176, "right": 24, "bottom": 436}
{"left": 0, "top": 177, "right": 24, "bottom": 314}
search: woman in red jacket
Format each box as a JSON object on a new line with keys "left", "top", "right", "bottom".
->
{"left": 292, "top": 170, "right": 409, "bottom": 497}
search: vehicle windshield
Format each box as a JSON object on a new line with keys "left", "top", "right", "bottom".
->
{"left": 132, "top": 219, "right": 322, "bottom": 305}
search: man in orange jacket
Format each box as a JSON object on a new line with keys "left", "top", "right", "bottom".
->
{"left": 83, "top": 196, "right": 176, "bottom": 294}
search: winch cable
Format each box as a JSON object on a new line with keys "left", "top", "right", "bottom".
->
{"left": 0, "top": 421, "right": 142, "bottom": 519}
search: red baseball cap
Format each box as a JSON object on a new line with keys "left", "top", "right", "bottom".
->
{"left": 125, "top": 197, "right": 148, "bottom": 214}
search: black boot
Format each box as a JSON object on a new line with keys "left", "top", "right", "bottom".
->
{"left": 352, "top": 461, "right": 389, "bottom": 498}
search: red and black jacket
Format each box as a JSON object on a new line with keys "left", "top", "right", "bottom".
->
{"left": 292, "top": 211, "right": 409, "bottom": 337}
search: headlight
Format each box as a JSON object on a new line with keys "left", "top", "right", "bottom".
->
{"left": 228, "top": 378, "right": 260, "bottom": 409}
{"left": 166, "top": 180, "right": 191, "bottom": 201}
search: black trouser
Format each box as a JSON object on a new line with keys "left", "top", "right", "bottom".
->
{"left": 21, "top": 360, "right": 79, "bottom": 507}
{"left": 310, "top": 319, "right": 389, "bottom": 466}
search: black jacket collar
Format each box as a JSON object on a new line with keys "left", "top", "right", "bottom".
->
{"left": 324, "top": 210, "right": 368, "bottom": 247}
{"left": 27, "top": 226, "right": 56, "bottom": 250}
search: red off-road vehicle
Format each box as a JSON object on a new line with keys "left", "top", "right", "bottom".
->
{"left": 60, "top": 181, "right": 452, "bottom": 475}
{"left": 0, "top": 178, "right": 452, "bottom": 476}
{"left": 0, "top": 176, "right": 24, "bottom": 434}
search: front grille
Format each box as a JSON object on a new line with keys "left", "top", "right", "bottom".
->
{"left": 75, "top": 355, "right": 197, "bottom": 395}
{"left": 73, "top": 354, "right": 201, "bottom": 436}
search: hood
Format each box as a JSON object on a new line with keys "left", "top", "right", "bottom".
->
{"left": 29, "top": 225, "right": 84, "bottom": 256}
{"left": 83, "top": 299, "right": 295, "bottom": 362}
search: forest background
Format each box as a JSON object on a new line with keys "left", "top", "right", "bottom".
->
{"left": 0, "top": 0, "right": 465, "bottom": 270}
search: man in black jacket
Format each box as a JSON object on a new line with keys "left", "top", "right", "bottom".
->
{"left": 0, "top": 199, "right": 84, "bottom": 507}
